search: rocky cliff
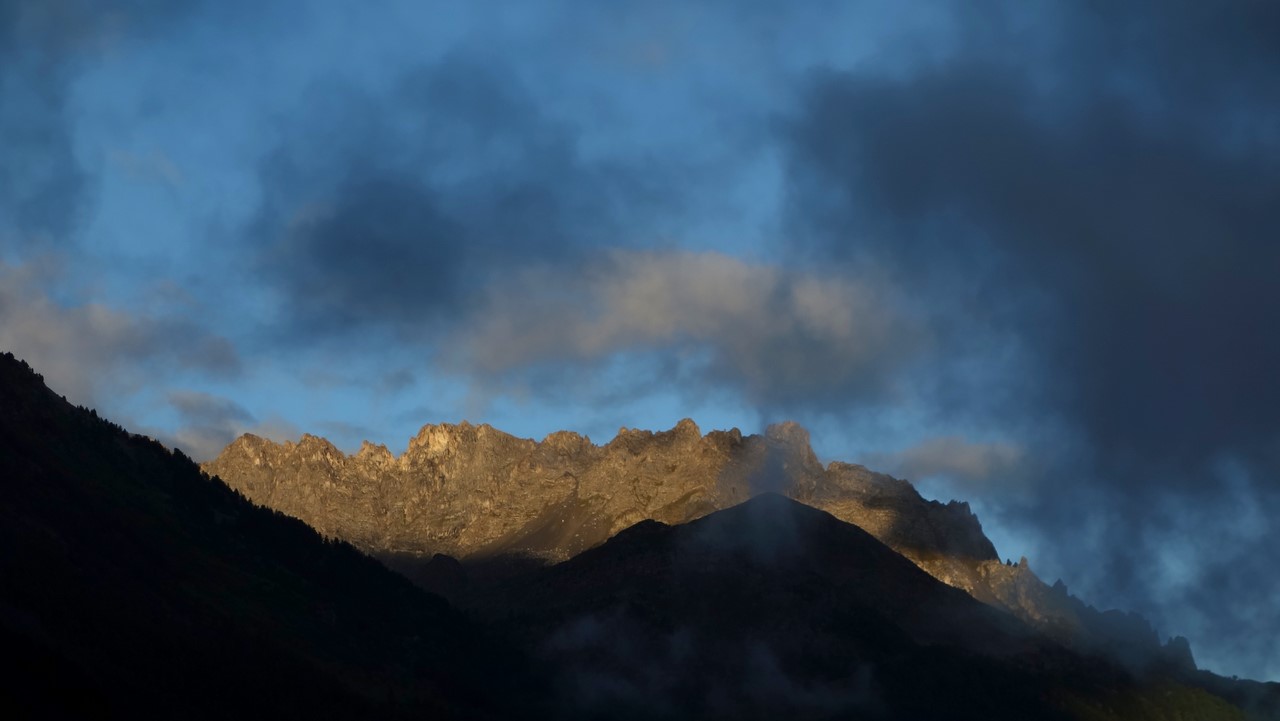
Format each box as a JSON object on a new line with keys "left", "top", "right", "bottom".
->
{"left": 203, "top": 418, "right": 1189, "bottom": 672}
{"left": 205, "top": 419, "right": 993, "bottom": 563}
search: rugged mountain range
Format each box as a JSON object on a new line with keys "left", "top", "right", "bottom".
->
{"left": 205, "top": 419, "right": 1187, "bottom": 672}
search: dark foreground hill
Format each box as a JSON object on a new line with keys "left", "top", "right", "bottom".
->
{"left": 0, "top": 352, "right": 536, "bottom": 719}
{"left": 467, "top": 493, "right": 1250, "bottom": 721}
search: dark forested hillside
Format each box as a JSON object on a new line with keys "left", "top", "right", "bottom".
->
{"left": 0, "top": 352, "right": 534, "bottom": 719}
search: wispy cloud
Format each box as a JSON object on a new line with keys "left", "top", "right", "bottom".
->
{"left": 0, "top": 260, "right": 240, "bottom": 405}
{"left": 448, "top": 250, "right": 922, "bottom": 411}
{"left": 865, "top": 437, "right": 1025, "bottom": 495}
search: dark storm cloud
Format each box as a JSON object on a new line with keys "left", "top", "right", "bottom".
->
{"left": 0, "top": 0, "right": 200, "bottom": 247}
{"left": 0, "top": 0, "right": 101, "bottom": 245}
{"left": 783, "top": 2, "right": 1280, "bottom": 678}
{"left": 789, "top": 65, "right": 1280, "bottom": 467}
{"left": 249, "top": 55, "right": 680, "bottom": 337}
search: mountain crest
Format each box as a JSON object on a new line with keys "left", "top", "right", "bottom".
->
{"left": 202, "top": 415, "right": 1196, "bottom": 676}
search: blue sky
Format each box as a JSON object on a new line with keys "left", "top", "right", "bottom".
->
{"left": 2, "top": 1, "right": 1278, "bottom": 681}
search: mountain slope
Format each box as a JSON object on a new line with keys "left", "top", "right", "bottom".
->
{"left": 469, "top": 494, "right": 1244, "bottom": 721}
{"left": 0, "top": 352, "right": 533, "bottom": 719}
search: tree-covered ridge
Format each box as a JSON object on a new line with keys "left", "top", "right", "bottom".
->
{"left": 0, "top": 351, "right": 534, "bottom": 719}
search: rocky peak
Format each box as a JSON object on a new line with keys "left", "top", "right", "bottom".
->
{"left": 401, "top": 421, "right": 535, "bottom": 469}
{"left": 298, "top": 435, "right": 346, "bottom": 468}
{"left": 220, "top": 433, "right": 276, "bottom": 466}
{"left": 765, "top": 419, "right": 809, "bottom": 446}
{"left": 355, "top": 440, "right": 396, "bottom": 472}
{"left": 540, "top": 429, "right": 591, "bottom": 455}
{"left": 356, "top": 439, "right": 390, "bottom": 457}
{"left": 671, "top": 417, "right": 701, "bottom": 438}
{"left": 763, "top": 420, "right": 822, "bottom": 475}
{"left": 406, "top": 422, "right": 466, "bottom": 456}
{"left": 296, "top": 432, "right": 337, "bottom": 450}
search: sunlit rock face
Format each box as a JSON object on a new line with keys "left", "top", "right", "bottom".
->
{"left": 205, "top": 419, "right": 990, "bottom": 563}
{"left": 204, "top": 418, "right": 1189, "bottom": 672}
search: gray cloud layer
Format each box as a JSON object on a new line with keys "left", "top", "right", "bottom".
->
{"left": 0, "top": 260, "right": 240, "bottom": 404}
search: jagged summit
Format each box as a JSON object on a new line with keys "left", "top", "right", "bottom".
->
{"left": 206, "top": 417, "right": 995, "bottom": 561}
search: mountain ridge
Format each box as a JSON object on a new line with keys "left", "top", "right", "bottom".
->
{"left": 209, "top": 418, "right": 995, "bottom": 562}
{"left": 206, "top": 417, "right": 1189, "bottom": 676}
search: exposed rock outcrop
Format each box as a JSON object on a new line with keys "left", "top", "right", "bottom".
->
{"left": 206, "top": 419, "right": 992, "bottom": 563}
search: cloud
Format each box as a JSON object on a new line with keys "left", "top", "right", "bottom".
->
{"left": 0, "top": 260, "right": 240, "bottom": 405}
{"left": 153, "top": 389, "right": 304, "bottom": 462}
{"left": 162, "top": 390, "right": 255, "bottom": 461}
{"left": 781, "top": 1, "right": 1280, "bottom": 680}
{"left": 169, "top": 389, "right": 254, "bottom": 426}
{"left": 0, "top": 0, "right": 198, "bottom": 249}
{"left": 865, "top": 437, "right": 1025, "bottom": 495}
{"left": 446, "top": 250, "right": 921, "bottom": 411}
{"left": 0, "top": 1, "right": 98, "bottom": 246}
{"left": 247, "top": 54, "right": 688, "bottom": 339}
{"left": 784, "top": 4, "right": 1280, "bottom": 467}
